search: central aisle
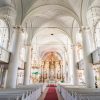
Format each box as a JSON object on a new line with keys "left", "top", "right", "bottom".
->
{"left": 44, "top": 86, "right": 58, "bottom": 100}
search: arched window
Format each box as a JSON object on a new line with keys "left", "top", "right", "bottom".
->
{"left": 0, "top": 19, "right": 9, "bottom": 49}
{"left": 76, "top": 32, "right": 83, "bottom": 62}
{"left": 95, "top": 22, "right": 100, "bottom": 48}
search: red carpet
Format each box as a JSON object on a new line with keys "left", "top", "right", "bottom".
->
{"left": 44, "top": 86, "right": 58, "bottom": 100}
{"left": 47, "top": 84, "right": 56, "bottom": 87}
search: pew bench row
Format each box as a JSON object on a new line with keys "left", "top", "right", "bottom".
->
{"left": 0, "top": 83, "right": 47, "bottom": 100}
{"left": 57, "top": 85, "right": 100, "bottom": 100}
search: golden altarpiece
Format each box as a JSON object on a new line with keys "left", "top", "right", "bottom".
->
{"left": 31, "top": 52, "right": 64, "bottom": 83}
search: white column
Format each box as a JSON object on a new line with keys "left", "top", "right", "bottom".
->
{"left": 24, "top": 46, "right": 32, "bottom": 85}
{"left": 81, "top": 27, "right": 95, "bottom": 88}
{"left": 68, "top": 44, "right": 73, "bottom": 84}
{"left": 4, "top": 69, "right": 8, "bottom": 88}
{"left": 68, "top": 44, "right": 78, "bottom": 85}
{"left": 72, "top": 46, "right": 78, "bottom": 85}
{"left": 6, "top": 27, "right": 23, "bottom": 88}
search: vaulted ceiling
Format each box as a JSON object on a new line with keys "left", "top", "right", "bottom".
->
{"left": 0, "top": 0, "right": 97, "bottom": 60}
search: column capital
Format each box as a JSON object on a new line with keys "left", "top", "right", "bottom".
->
{"left": 80, "top": 26, "right": 90, "bottom": 31}
{"left": 25, "top": 42, "right": 32, "bottom": 47}
{"left": 70, "top": 44, "right": 77, "bottom": 50}
{"left": 71, "top": 44, "right": 76, "bottom": 47}
{"left": 13, "top": 26, "right": 24, "bottom": 32}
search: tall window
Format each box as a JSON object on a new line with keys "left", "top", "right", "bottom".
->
{"left": 0, "top": 19, "right": 9, "bottom": 49}
{"left": 95, "top": 22, "right": 100, "bottom": 48}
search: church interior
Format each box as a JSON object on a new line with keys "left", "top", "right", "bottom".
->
{"left": 0, "top": 0, "right": 100, "bottom": 100}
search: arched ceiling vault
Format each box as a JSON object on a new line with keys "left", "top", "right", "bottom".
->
{"left": 22, "top": 5, "right": 81, "bottom": 43}
{"left": 23, "top": 5, "right": 80, "bottom": 23}
{"left": 32, "top": 28, "right": 71, "bottom": 46}
{"left": 0, "top": 0, "right": 96, "bottom": 48}
{"left": 0, "top": 0, "right": 95, "bottom": 26}
{"left": 32, "top": 27, "right": 71, "bottom": 62}
{"left": 25, "top": 16, "right": 74, "bottom": 43}
{"left": 0, "top": 0, "right": 95, "bottom": 66}
{"left": 0, "top": 0, "right": 95, "bottom": 43}
{"left": 38, "top": 42, "right": 66, "bottom": 55}
{"left": 40, "top": 48, "right": 64, "bottom": 60}
{"left": 42, "top": 51, "right": 62, "bottom": 62}
{"left": 0, "top": 0, "right": 97, "bottom": 65}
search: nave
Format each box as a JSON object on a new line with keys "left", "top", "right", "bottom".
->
{"left": 0, "top": 0, "right": 100, "bottom": 100}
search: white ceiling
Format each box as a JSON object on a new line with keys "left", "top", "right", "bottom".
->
{"left": 0, "top": 0, "right": 97, "bottom": 59}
